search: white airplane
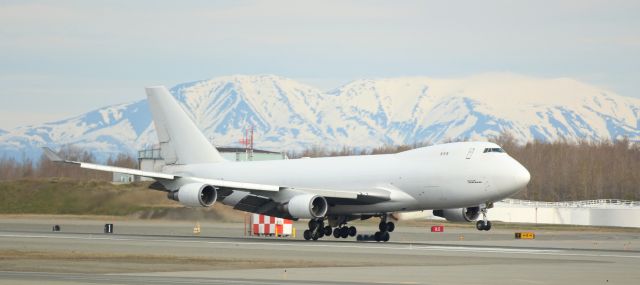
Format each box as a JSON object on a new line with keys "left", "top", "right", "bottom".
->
{"left": 43, "top": 86, "right": 530, "bottom": 242}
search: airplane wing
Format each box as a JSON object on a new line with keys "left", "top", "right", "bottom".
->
{"left": 42, "top": 147, "right": 278, "bottom": 192}
{"left": 41, "top": 147, "right": 389, "bottom": 203}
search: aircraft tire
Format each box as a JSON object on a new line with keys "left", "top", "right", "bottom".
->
{"left": 386, "top": 222, "right": 395, "bottom": 232}
{"left": 484, "top": 221, "right": 492, "bottom": 231}
{"left": 378, "top": 222, "right": 386, "bottom": 232}
{"left": 324, "top": 226, "right": 332, "bottom": 236}
{"left": 340, "top": 227, "right": 349, "bottom": 238}
{"left": 374, "top": 231, "right": 381, "bottom": 242}
{"left": 333, "top": 228, "right": 340, "bottom": 238}
{"left": 348, "top": 226, "right": 357, "bottom": 237}
{"left": 381, "top": 231, "right": 390, "bottom": 242}
{"left": 476, "top": 221, "right": 484, "bottom": 231}
{"left": 303, "top": 230, "right": 311, "bottom": 240}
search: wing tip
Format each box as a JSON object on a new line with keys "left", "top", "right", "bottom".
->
{"left": 41, "top": 147, "right": 64, "bottom": 162}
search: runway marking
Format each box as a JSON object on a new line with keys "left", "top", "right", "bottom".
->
{"left": 1, "top": 232, "right": 639, "bottom": 260}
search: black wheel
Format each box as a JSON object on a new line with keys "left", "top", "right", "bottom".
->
{"left": 348, "top": 226, "right": 357, "bottom": 237}
{"left": 378, "top": 222, "right": 386, "bottom": 232}
{"left": 308, "top": 220, "right": 317, "bottom": 229}
{"left": 484, "top": 221, "right": 492, "bottom": 231}
{"left": 476, "top": 220, "right": 484, "bottom": 231}
{"left": 324, "top": 226, "right": 332, "bottom": 236}
{"left": 312, "top": 233, "right": 319, "bottom": 240}
{"left": 381, "top": 231, "right": 390, "bottom": 242}
{"left": 318, "top": 229, "right": 325, "bottom": 238}
{"left": 340, "top": 226, "right": 349, "bottom": 238}
{"left": 386, "top": 222, "right": 395, "bottom": 233}
{"left": 374, "top": 231, "right": 381, "bottom": 242}
{"left": 303, "top": 230, "right": 311, "bottom": 240}
{"left": 333, "top": 228, "right": 340, "bottom": 238}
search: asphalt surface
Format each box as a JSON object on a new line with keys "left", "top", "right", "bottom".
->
{"left": 0, "top": 217, "right": 638, "bottom": 285}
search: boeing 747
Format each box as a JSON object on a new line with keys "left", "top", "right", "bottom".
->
{"left": 43, "top": 86, "right": 530, "bottom": 241}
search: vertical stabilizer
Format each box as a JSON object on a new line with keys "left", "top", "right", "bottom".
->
{"left": 146, "top": 86, "right": 225, "bottom": 165}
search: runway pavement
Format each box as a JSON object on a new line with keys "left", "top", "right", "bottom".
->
{"left": 0, "top": 217, "right": 638, "bottom": 284}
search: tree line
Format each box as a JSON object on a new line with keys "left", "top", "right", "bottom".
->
{"left": 1, "top": 137, "right": 639, "bottom": 201}
{"left": 0, "top": 145, "right": 137, "bottom": 181}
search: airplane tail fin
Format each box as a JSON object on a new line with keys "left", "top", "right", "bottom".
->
{"left": 146, "top": 86, "right": 225, "bottom": 165}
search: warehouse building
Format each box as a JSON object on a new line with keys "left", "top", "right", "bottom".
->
{"left": 136, "top": 147, "right": 286, "bottom": 178}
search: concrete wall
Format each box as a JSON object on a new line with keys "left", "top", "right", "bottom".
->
{"left": 396, "top": 199, "right": 640, "bottom": 228}
{"left": 490, "top": 203, "right": 640, "bottom": 228}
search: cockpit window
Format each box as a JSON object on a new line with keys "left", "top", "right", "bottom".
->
{"left": 483, "top": 148, "right": 505, "bottom": 153}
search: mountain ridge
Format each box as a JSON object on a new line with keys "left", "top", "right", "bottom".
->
{"left": 1, "top": 73, "right": 639, "bottom": 162}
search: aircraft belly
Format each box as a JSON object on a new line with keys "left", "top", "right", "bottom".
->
{"left": 328, "top": 201, "right": 423, "bottom": 215}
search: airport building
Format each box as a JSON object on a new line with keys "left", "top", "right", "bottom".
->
{"left": 128, "top": 147, "right": 286, "bottom": 181}
{"left": 113, "top": 147, "right": 286, "bottom": 183}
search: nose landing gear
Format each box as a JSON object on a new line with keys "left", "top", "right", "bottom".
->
{"left": 373, "top": 215, "right": 394, "bottom": 242}
{"left": 476, "top": 207, "right": 492, "bottom": 231}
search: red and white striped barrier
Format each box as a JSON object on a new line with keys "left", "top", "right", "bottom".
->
{"left": 250, "top": 214, "right": 293, "bottom": 237}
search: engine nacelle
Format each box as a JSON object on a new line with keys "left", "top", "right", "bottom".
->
{"left": 168, "top": 183, "right": 217, "bottom": 208}
{"left": 433, "top": 206, "right": 480, "bottom": 222}
{"left": 284, "top": 194, "right": 328, "bottom": 219}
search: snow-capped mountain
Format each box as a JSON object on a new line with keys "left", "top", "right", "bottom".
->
{"left": 1, "top": 74, "right": 639, "bottom": 161}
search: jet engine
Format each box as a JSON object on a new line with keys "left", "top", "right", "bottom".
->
{"left": 284, "top": 194, "right": 328, "bottom": 219}
{"left": 167, "top": 183, "right": 217, "bottom": 208}
{"left": 433, "top": 206, "right": 480, "bottom": 222}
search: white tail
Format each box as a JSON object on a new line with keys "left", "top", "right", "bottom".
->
{"left": 146, "top": 86, "right": 225, "bottom": 165}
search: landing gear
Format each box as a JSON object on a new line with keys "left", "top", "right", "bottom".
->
{"left": 303, "top": 217, "right": 359, "bottom": 240}
{"left": 348, "top": 226, "right": 357, "bottom": 237}
{"left": 374, "top": 215, "right": 394, "bottom": 242}
{"left": 303, "top": 229, "right": 311, "bottom": 240}
{"left": 476, "top": 207, "right": 492, "bottom": 231}
{"left": 331, "top": 224, "right": 356, "bottom": 239}
{"left": 476, "top": 220, "right": 492, "bottom": 231}
{"left": 323, "top": 225, "right": 332, "bottom": 236}
{"left": 304, "top": 219, "right": 325, "bottom": 240}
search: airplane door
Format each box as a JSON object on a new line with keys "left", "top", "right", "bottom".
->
{"left": 466, "top": 148, "right": 475, "bottom": 159}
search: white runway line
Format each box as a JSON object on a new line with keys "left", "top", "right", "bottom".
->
{"left": 0, "top": 232, "right": 638, "bottom": 260}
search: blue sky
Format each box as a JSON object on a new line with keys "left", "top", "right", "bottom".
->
{"left": 0, "top": 0, "right": 638, "bottom": 129}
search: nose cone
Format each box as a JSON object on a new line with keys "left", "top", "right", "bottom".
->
{"left": 514, "top": 163, "right": 531, "bottom": 190}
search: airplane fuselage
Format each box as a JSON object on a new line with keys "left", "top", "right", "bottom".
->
{"left": 166, "top": 141, "right": 530, "bottom": 215}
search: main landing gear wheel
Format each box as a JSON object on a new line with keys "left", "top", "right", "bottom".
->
{"left": 307, "top": 217, "right": 360, "bottom": 241}
{"left": 348, "top": 226, "right": 357, "bottom": 237}
{"left": 339, "top": 226, "right": 349, "bottom": 238}
{"left": 333, "top": 228, "right": 341, "bottom": 238}
{"left": 306, "top": 219, "right": 325, "bottom": 241}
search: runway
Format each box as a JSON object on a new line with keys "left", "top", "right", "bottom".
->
{"left": 0, "top": 217, "right": 638, "bottom": 284}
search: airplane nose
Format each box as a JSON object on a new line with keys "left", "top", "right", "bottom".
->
{"left": 514, "top": 163, "right": 531, "bottom": 189}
